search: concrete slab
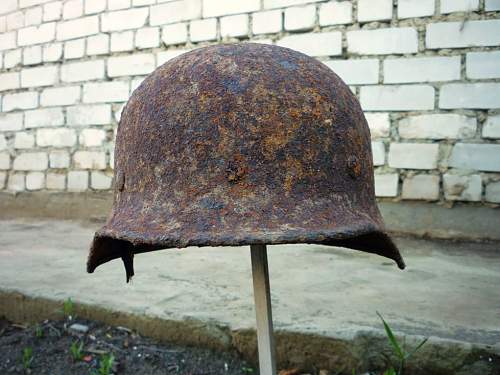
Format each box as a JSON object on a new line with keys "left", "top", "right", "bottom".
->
{"left": 1, "top": 218, "right": 499, "bottom": 373}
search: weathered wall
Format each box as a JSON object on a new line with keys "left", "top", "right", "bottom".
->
{"left": 0, "top": 0, "right": 499, "bottom": 207}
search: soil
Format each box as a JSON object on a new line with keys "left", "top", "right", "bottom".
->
{"left": 0, "top": 317, "right": 256, "bottom": 375}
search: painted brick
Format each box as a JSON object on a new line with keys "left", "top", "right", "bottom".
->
{"left": 67, "top": 104, "right": 111, "bottom": 125}
{"left": 101, "top": 8, "right": 148, "bottom": 31}
{"left": 21, "top": 65, "right": 58, "bottom": 88}
{"left": 324, "top": 59, "right": 379, "bottom": 85}
{"left": 440, "top": 83, "right": 500, "bottom": 109}
{"left": 360, "top": 85, "right": 435, "bottom": 111}
{"left": 85, "top": 0, "right": 106, "bottom": 14}
{"left": 110, "top": 31, "right": 134, "bottom": 52}
{"left": 319, "top": 1, "right": 351, "bottom": 25}
{"left": 384, "top": 56, "right": 460, "bottom": 84}
{"left": 466, "top": 51, "right": 500, "bottom": 79}
{"left": 87, "top": 34, "right": 109, "bottom": 55}
{"left": 7, "top": 173, "right": 25, "bottom": 191}
{"left": 449, "top": 143, "right": 500, "bottom": 172}
{"left": 13, "top": 152, "right": 48, "bottom": 170}
{"left": 61, "top": 60, "right": 104, "bottom": 83}
{"left": 402, "top": 175, "right": 440, "bottom": 200}
{"left": 7, "top": 12, "right": 24, "bottom": 31}
{"left": 443, "top": 173, "right": 482, "bottom": 202}
{"left": 220, "top": 14, "right": 248, "bottom": 38}
{"left": 26, "top": 171, "right": 45, "bottom": 190}
{"left": 426, "top": 20, "right": 500, "bottom": 49}
{"left": 135, "top": 27, "right": 160, "bottom": 49}
{"left": 43, "top": 1, "right": 62, "bottom": 21}
{"left": 388, "top": 143, "right": 439, "bottom": 169}
{"left": 18, "top": 22, "right": 56, "bottom": 46}
{"left": 108, "top": 0, "right": 131, "bottom": 10}
{"left": 399, "top": 114, "right": 476, "bottom": 140}
{"left": 91, "top": 171, "right": 112, "bottom": 189}
{"left": 63, "top": 0, "right": 84, "bottom": 19}
{"left": 3, "top": 91, "right": 39, "bottom": 112}
{"left": 4, "top": 49, "right": 22, "bottom": 68}
{"left": 0, "top": 113, "right": 24, "bottom": 131}
{"left": 0, "top": 0, "right": 17, "bottom": 15}
{"left": 483, "top": 115, "right": 500, "bottom": 139}
{"left": 25, "top": 6, "right": 43, "bottom": 26}
{"left": 347, "top": 28, "right": 418, "bottom": 55}
{"left": 107, "top": 54, "right": 155, "bottom": 77}
{"left": 264, "top": 0, "right": 321, "bottom": 9}
{"left": 49, "top": 150, "right": 70, "bottom": 168}
{"left": 371, "top": 141, "right": 385, "bottom": 166}
{"left": 133, "top": 0, "right": 155, "bottom": 5}
{"left": 277, "top": 32, "right": 342, "bottom": 57}
{"left": 375, "top": 173, "right": 399, "bottom": 197}
{"left": 190, "top": 18, "right": 217, "bottom": 42}
{"left": 40, "top": 86, "right": 80, "bottom": 106}
{"left": 46, "top": 172, "right": 66, "bottom": 189}
{"left": 252, "top": 10, "right": 281, "bottom": 35}
{"left": 14, "top": 132, "right": 35, "bottom": 149}
{"left": 67, "top": 170, "right": 88, "bottom": 191}
{"left": 203, "top": 0, "right": 259, "bottom": 17}
{"left": 56, "top": 15, "right": 99, "bottom": 40}
{"left": 365, "top": 113, "right": 390, "bottom": 138}
{"left": 0, "top": 72, "right": 20, "bottom": 92}
{"left": 43, "top": 43, "right": 63, "bottom": 61}
{"left": 157, "top": 49, "right": 191, "bottom": 66}
{"left": 0, "top": 153, "right": 10, "bottom": 169}
{"left": 486, "top": 0, "right": 500, "bottom": 11}
{"left": 150, "top": 0, "right": 202, "bottom": 26}
{"left": 485, "top": 181, "right": 500, "bottom": 203}
{"left": 37, "top": 128, "right": 77, "bottom": 147}
{"left": 130, "top": 76, "right": 145, "bottom": 94}
{"left": 74, "top": 150, "right": 106, "bottom": 169}
{"left": 25, "top": 107, "right": 65, "bottom": 128}
{"left": 358, "top": 0, "right": 392, "bottom": 22}
{"left": 79, "top": 128, "right": 106, "bottom": 146}
{"left": 0, "top": 31, "right": 16, "bottom": 51}
{"left": 64, "top": 38, "right": 85, "bottom": 59}
{"left": 20, "top": 0, "right": 55, "bottom": 8}
{"left": 161, "top": 23, "right": 188, "bottom": 45}
{"left": 441, "top": 0, "right": 479, "bottom": 14}
{"left": 83, "top": 81, "right": 129, "bottom": 103}
{"left": 284, "top": 5, "right": 315, "bottom": 31}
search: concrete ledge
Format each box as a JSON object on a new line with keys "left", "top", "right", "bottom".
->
{"left": 1, "top": 192, "right": 499, "bottom": 241}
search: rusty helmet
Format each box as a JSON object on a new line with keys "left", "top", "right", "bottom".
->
{"left": 87, "top": 43, "right": 405, "bottom": 281}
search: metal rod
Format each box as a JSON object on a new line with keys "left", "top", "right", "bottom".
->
{"left": 250, "top": 244, "right": 277, "bottom": 375}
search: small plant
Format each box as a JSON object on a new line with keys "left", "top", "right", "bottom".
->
{"left": 70, "top": 340, "right": 84, "bottom": 361}
{"left": 34, "top": 325, "right": 43, "bottom": 338}
{"left": 22, "top": 347, "right": 33, "bottom": 370}
{"left": 377, "top": 312, "right": 428, "bottom": 375}
{"left": 93, "top": 353, "right": 115, "bottom": 375}
{"left": 63, "top": 298, "right": 74, "bottom": 318}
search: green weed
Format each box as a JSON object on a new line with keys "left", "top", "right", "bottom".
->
{"left": 69, "top": 340, "right": 84, "bottom": 361}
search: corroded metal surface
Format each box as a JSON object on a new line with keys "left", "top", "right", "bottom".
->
{"left": 87, "top": 43, "right": 405, "bottom": 281}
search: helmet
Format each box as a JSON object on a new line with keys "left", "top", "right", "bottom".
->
{"left": 87, "top": 43, "right": 405, "bottom": 281}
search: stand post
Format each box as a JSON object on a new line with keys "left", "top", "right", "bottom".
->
{"left": 250, "top": 244, "right": 277, "bottom": 375}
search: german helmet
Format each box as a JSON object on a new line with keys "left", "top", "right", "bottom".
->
{"left": 87, "top": 43, "right": 405, "bottom": 281}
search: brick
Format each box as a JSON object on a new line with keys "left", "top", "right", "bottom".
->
{"left": 402, "top": 175, "right": 440, "bottom": 200}
{"left": 361, "top": 85, "right": 434, "bottom": 111}
{"left": 0, "top": 134, "right": 6, "bottom": 150}
{"left": 108, "top": 54, "right": 155, "bottom": 77}
{"left": 8, "top": 173, "right": 25, "bottom": 191}
{"left": 114, "top": 103, "right": 126, "bottom": 122}
{"left": 375, "top": 173, "right": 399, "bottom": 197}
{"left": 49, "top": 150, "right": 70, "bottom": 168}
{"left": 399, "top": 114, "right": 476, "bottom": 140}
{"left": 284, "top": 5, "right": 315, "bottom": 31}
{"left": 108, "top": 0, "right": 130, "bottom": 10}
{"left": 136, "top": 27, "right": 159, "bottom": 49}
{"left": 264, "top": 0, "right": 321, "bottom": 9}
{"left": 0, "top": 31, "right": 16, "bottom": 51}
{"left": 85, "top": 0, "right": 106, "bottom": 14}
{"left": 67, "top": 170, "right": 88, "bottom": 191}
{"left": 277, "top": 32, "right": 341, "bottom": 57}
{"left": 133, "top": 0, "right": 155, "bottom": 5}
{"left": 384, "top": 56, "right": 460, "bottom": 84}
{"left": 220, "top": 14, "right": 248, "bottom": 38}
{"left": 14, "top": 132, "right": 35, "bottom": 149}
{"left": 21, "top": 65, "right": 58, "bottom": 88}
{"left": 466, "top": 51, "right": 500, "bottom": 79}
{"left": 18, "top": 23, "right": 56, "bottom": 46}
{"left": 0, "top": 153, "right": 11, "bottom": 169}
{"left": 26, "top": 171, "right": 45, "bottom": 190}
{"left": 371, "top": 141, "right": 385, "bottom": 166}
{"left": 398, "top": 0, "right": 434, "bottom": 18}
{"left": 43, "top": 1, "right": 62, "bottom": 21}
{"left": 64, "top": 38, "right": 85, "bottom": 59}
{"left": 486, "top": 0, "right": 500, "bottom": 11}
{"left": 25, "top": 107, "right": 64, "bottom": 128}
{"left": 74, "top": 150, "right": 106, "bottom": 169}
{"left": 79, "top": 128, "right": 106, "bottom": 146}
{"left": 190, "top": 18, "right": 217, "bottom": 42}
{"left": 25, "top": 6, "right": 43, "bottom": 26}
{"left": 67, "top": 104, "right": 111, "bottom": 125}
{"left": 388, "top": 143, "right": 439, "bottom": 169}
{"left": 157, "top": 49, "right": 191, "bottom": 66}
{"left": 0, "top": 0, "right": 17, "bottom": 15}
{"left": 3, "top": 91, "right": 38, "bottom": 111}
{"left": 110, "top": 31, "right": 133, "bottom": 52}
{"left": 441, "top": 0, "right": 478, "bottom": 14}
{"left": 7, "top": 12, "right": 24, "bottom": 31}
{"left": 161, "top": 23, "right": 187, "bottom": 45}
{"left": 440, "top": 83, "right": 500, "bottom": 109}
{"left": 485, "top": 181, "right": 500, "bottom": 203}
{"left": 4, "top": 49, "right": 22, "bottom": 68}
{"left": 450, "top": 143, "right": 500, "bottom": 172}
{"left": 130, "top": 76, "right": 145, "bottom": 94}
{"left": 37, "top": 128, "right": 77, "bottom": 147}
{"left": 426, "top": 20, "right": 500, "bottom": 49}
{"left": 0, "top": 72, "right": 20, "bottom": 92}
{"left": 40, "top": 86, "right": 81, "bottom": 106}
{"left": 91, "top": 171, "right": 112, "bottom": 189}
{"left": 443, "top": 173, "right": 481, "bottom": 202}
{"left": 483, "top": 115, "right": 500, "bottom": 139}
{"left": 83, "top": 81, "right": 129, "bottom": 103}
{"left": 319, "top": 1, "right": 352, "bottom": 26}
{"left": 63, "top": 0, "right": 83, "bottom": 19}
{"left": 358, "top": 0, "right": 392, "bottom": 22}
{"left": 0, "top": 113, "right": 24, "bottom": 131}
{"left": 347, "top": 28, "right": 418, "bottom": 55}
{"left": 56, "top": 15, "right": 99, "bottom": 40}
{"left": 203, "top": 0, "right": 258, "bottom": 17}
{"left": 102, "top": 8, "right": 148, "bottom": 31}
{"left": 324, "top": 59, "right": 379, "bottom": 85}
{"left": 86, "top": 34, "right": 109, "bottom": 55}
{"left": 13, "top": 152, "right": 48, "bottom": 170}
{"left": 252, "top": 10, "right": 281, "bottom": 35}
{"left": 20, "top": 0, "right": 55, "bottom": 8}
{"left": 46, "top": 172, "right": 65, "bottom": 189}
{"left": 150, "top": 0, "right": 202, "bottom": 26}
{"left": 42, "top": 43, "right": 63, "bottom": 61}
{"left": 365, "top": 113, "right": 390, "bottom": 138}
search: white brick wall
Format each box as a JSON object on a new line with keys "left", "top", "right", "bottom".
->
{"left": 426, "top": 20, "right": 500, "bottom": 49}
{"left": 101, "top": 8, "right": 148, "bottom": 32}
{"left": 203, "top": 0, "right": 259, "bottom": 18}
{"left": 388, "top": 143, "right": 439, "bottom": 169}
{"left": 25, "top": 107, "right": 64, "bottom": 128}
{"left": 398, "top": 0, "right": 434, "bottom": 19}
{"left": 485, "top": 181, "right": 500, "bottom": 203}
{"left": 483, "top": 115, "right": 500, "bottom": 139}
{"left": 466, "top": 51, "right": 500, "bottom": 79}
{"left": 325, "top": 59, "right": 379, "bottom": 85}
{"left": 441, "top": 0, "right": 479, "bottom": 14}
{"left": 252, "top": 10, "right": 281, "bottom": 35}
{"left": 347, "top": 28, "right": 418, "bottom": 55}
{"left": 13, "top": 152, "right": 48, "bottom": 170}
{"left": 443, "top": 173, "right": 482, "bottom": 202}
{"left": 37, "top": 128, "right": 77, "bottom": 147}
{"left": 402, "top": 174, "right": 440, "bottom": 200}
{"left": 277, "top": 32, "right": 342, "bottom": 57}
{"left": 40, "top": 86, "right": 80, "bottom": 106}
{"left": 284, "top": 5, "right": 315, "bottom": 31}
{"left": 360, "top": 85, "right": 435, "bottom": 111}
{"left": 83, "top": 81, "right": 129, "bottom": 103}
{"left": 67, "top": 104, "right": 111, "bottom": 125}
{"left": 375, "top": 173, "right": 399, "bottom": 197}
{"left": 383, "top": 56, "right": 461, "bottom": 83}
{"left": 319, "top": 2, "right": 351, "bottom": 25}
{"left": 161, "top": 23, "right": 188, "bottom": 45}
{"left": 56, "top": 15, "right": 98, "bottom": 40}
{"left": 107, "top": 54, "right": 155, "bottom": 77}
{"left": 440, "top": 83, "right": 500, "bottom": 109}
{"left": 358, "top": 0, "right": 392, "bottom": 22}
{"left": 220, "top": 14, "right": 248, "bottom": 38}
{"left": 3, "top": 91, "right": 38, "bottom": 111}
{"left": 61, "top": 60, "right": 105, "bottom": 82}
{"left": 449, "top": 143, "right": 500, "bottom": 172}
{"left": 398, "top": 114, "right": 476, "bottom": 140}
